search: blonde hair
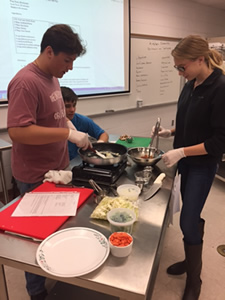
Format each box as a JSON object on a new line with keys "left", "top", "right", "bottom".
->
{"left": 172, "top": 35, "right": 225, "bottom": 74}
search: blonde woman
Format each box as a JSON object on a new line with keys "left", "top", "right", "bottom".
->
{"left": 151, "top": 35, "right": 225, "bottom": 300}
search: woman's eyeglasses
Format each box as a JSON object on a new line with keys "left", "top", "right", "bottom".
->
{"left": 174, "top": 60, "right": 194, "bottom": 72}
{"left": 174, "top": 65, "right": 185, "bottom": 72}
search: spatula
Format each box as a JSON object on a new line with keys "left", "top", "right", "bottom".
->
{"left": 89, "top": 147, "right": 106, "bottom": 159}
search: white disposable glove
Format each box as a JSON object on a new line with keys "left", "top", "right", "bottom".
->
{"left": 97, "top": 139, "right": 105, "bottom": 143}
{"left": 67, "top": 120, "right": 77, "bottom": 130}
{"left": 162, "top": 148, "right": 186, "bottom": 167}
{"left": 43, "top": 170, "right": 72, "bottom": 184}
{"left": 67, "top": 129, "right": 91, "bottom": 150}
{"left": 150, "top": 126, "right": 172, "bottom": 138}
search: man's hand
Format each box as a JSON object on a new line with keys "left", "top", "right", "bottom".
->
{"left": 67, "top": 129, "right": 91, "bottom": 150}
{"left": 67, "top": 120, "right": 77, "bottom": 130}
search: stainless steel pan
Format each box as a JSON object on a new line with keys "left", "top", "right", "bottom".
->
{"left": 127, "top": 147, "right": 164, "bottom": 166}
{"left": 78, "top": 143, "right": 127, "bottom": 165}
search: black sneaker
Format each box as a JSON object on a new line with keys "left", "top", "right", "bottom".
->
{"left": 30, "top": 290, "right": 48, "bottom": 300}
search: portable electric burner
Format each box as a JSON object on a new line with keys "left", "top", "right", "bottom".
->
{"left": 72, "top": 159, "right": 127, "bottom": 186}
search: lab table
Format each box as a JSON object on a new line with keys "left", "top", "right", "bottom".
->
{"left": 0, "top": 138, "right": 175, "bottom": 300}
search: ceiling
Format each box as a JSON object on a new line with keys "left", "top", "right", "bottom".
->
{"left": 190, "top": 0, "right": 225, "bottom": 11}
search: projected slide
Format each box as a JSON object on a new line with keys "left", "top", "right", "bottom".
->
{"left": 0, "top": 0, "right": 130, "bottom": 102}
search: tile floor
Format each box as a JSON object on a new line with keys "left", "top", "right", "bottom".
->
{"left": 151, "top": 176, "right": 225, "bottom": 300}
{"left": 2, "top": 176, "right": 225, "bottom": 300}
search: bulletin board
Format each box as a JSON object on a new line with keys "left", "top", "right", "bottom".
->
{"left": 130, "top": 34, "right": 182, "bottom": 106}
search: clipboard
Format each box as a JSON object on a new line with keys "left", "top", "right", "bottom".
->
{"left": 0, "top": 182, "right": 94, "bottom": 240}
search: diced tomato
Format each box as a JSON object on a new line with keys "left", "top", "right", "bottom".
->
{"left": 109, "top": 232, "right": 133, "bottom": 247}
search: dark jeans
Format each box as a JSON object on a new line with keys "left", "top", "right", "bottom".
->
{"left": 16, "top": 180, "right": 42, "bottom": 196}
{"left": 178, "top": 160, "right": 217, "bottom": 245}
{"left": 15, "top": 179, "right": 46, "bottom": 296}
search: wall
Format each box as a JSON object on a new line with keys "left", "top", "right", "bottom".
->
{"left": 89, "top": 0, "right": 225, "bottom": 132}
{"left": 1, "top": 0, "right": 225, "bottom": 191}
{"left": 76, "top": 0, "right": 225, "bottom": 116}
{"left": 130, "top": 0, "right": 225, "bottom": 38}
{"left": 208, "top": 37, "right": 225, "bottom": 43}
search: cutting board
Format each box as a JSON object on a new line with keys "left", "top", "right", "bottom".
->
{"left": 116, "top": 136, "right": 151, "bottom": 148}
{"left": 0, "top": 182, "right": 94, "bottom": 240}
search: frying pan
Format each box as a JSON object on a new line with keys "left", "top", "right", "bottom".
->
{"left": 78, "top": 143, "right": 127, "bottom": 165}
{"left": 127, "top": 147, "right": 164, "bottom": 166}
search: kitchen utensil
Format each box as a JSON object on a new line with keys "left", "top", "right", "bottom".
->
{"left": 149, "top": 117, "right": 161, "bottom": 158}
{"left": 88, "top": 147, "right": 107, "bottom": 159}
{"left": 0, "top": 182, "right": 94, "bottom": 240}
{"left": 109, "top": 185, "right": 119, "bottom": 196}
{"left": 127, "top": 147, "right": 164, "bottom": 166}
{"left": 143, "top": 173, "right": 166, "bottom": 200}
{"left": 89, "top": 179, "right": 107, "bottom": 203}
{"left": 78, "top": 143, "right": 127, "bottom": 166}
{"left": 55, "top": 184, "right": 78, "bottom": 188}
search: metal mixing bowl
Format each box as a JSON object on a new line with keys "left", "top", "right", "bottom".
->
{"left": 127, "top": 147, "right": 164, "bottom": 166}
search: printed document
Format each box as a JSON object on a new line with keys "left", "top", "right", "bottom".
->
{"left": 12, "top": 192, "right": 79, "bottom": 217}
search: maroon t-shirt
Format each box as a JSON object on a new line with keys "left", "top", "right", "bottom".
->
{"left": 7, "top": 63, "right": 69, "bottom": 183}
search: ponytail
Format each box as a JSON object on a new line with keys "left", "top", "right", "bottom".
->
{"left": 208, "top": 49, "right": 225, "bottom": 74}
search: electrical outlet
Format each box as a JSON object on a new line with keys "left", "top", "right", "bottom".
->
{"left": 136, "top": 100, "right": 143, "bottom": 108}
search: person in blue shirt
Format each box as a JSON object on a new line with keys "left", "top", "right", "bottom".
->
{"left": 61, "top": 86, "right": 109, "bottom": 160}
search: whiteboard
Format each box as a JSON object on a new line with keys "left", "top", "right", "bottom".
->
{"left": 131, "top": 35, "right": 182, "bottom": 106}
{"left": 0, "top": 35, "right": 183, "bottom": 118}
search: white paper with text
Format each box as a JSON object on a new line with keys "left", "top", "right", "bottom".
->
{"left": 12, "top": 192, "right": 79, "bottom": 217}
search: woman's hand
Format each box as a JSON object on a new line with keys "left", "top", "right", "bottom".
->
{"left": 162, "top": 148, "right": 186, "bottom": 167}
{"left": 150, "top": 126, "right": 172, "bottom": 138}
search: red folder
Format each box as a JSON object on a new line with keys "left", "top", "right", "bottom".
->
{"left": 0, "top": 182, "right": 94, "bottom": 240}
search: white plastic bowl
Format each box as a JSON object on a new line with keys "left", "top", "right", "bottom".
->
{"left": 108, "top": 232, "right": 133, "bottom": 257}
{"left": 117, "top": 184, "right": 140, "bottom": 201}
{"left": 107, "top": 208, "right": 136, "bottom": 234}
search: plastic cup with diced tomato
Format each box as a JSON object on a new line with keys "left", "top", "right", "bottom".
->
{"left": 108, "top": 232, "right": 133, "bottom": 257}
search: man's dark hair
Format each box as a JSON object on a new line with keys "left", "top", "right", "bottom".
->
{"left": 40, "top": 24, "right": 86, "bottom": 56}
{"left": 61, "top": 86, "right": 78, "bottom": 105}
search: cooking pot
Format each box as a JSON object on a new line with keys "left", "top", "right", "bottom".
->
{"left": 127, "top": 147, "right": 164, "bottom": 166}
{"left": 78, "top": 143, "right": 127, "bottom": 165}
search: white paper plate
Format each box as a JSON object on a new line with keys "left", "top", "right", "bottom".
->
{"left": 36, "top": 227, "right": 110, "bottom": 277}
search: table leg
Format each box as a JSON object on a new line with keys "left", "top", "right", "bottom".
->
{"left": 0, "top": 264, "right": 9, "bottom": 300}
{"left": 0, "top": 152, "right": 9, "bottom": 204}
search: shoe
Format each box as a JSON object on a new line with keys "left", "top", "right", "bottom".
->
{"left": 30, "top": 290, "right": 48, "bottom": 300}
{"left": 167, "top": 260, "right": 186, "bottom": 275}
{"left": 182, "top": 242, "right": 203, "bottom": 300}
{"left": 167, "top": 219, "right": 205, "bottom": 276}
